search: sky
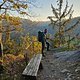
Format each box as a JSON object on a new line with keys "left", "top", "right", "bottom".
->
{"left": 28, "top": 0, "right": 80, "bottom": 21}
{"left": 0, "top": 0, "right": 80, "bottom": 21}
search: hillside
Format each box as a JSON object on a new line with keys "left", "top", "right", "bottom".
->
{"left": 5, "top": 16, "right": 80, "bottom": 39}
{"left": 21, "top": 17, "right": 80, "bottom": 37}
{"left": 21, "top": 19, "right": 54, "bottom": 36}
{"left": 65, "top": 17, "right": 80, "bottom": 36}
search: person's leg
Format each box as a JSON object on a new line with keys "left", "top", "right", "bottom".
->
{"left": 42, "top": 42, "right": 45, "bottom": 56}
{"left": 42, "top": 43, "right": 44, "bottom": 54}
{"left": 0, "top": 45, "right": 2, "bottom": 57}
{"left": 46, "top": 42, "right": 50, "bottom": 51}
{"left": 0, "top": 64, "right": 3, "bottom": 74}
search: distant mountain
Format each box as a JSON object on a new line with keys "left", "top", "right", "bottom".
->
{"left": 21, "top": 17, "right": 80, "bottom": 37}
{"left": 65, "top": 17, "right": 80, "bottom": 36}
{"left": 21, "top": 19, "right": 54, "bottom": 36}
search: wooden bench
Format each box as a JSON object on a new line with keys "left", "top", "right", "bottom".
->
{"left": 22, "top": 54, "right": 43, "bottom": 80}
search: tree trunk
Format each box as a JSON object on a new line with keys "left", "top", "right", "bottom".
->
{"left": 0, "top": 21, "right": 3, "bottom": 61}
{"left": 68, "top": 35, "right": 70, "bottom": 49}
{"left": 6, "top": 26, "right": 10, "bottom": 41}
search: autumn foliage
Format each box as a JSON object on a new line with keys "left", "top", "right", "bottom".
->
{"left": 0, "top": 0, "right": 42, "bottom": 80}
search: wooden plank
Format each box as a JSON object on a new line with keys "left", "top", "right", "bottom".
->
{"left": 28, "top": 54, "right": 42, "bottom": 76}
{"left": 22, "top": 54, "right": 42, "bottom": 76}
{"left": 32, "top": 54, "right": 42, "bottom": 76}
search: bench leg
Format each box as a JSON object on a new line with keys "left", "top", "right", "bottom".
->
{"left": 23, "top": 76, "right": 37, "bottom": 80}
{"left": 39, "top": 62, "right": 43, "bottom": 70}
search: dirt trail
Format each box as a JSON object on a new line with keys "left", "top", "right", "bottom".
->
{"left": 37, "top": 50, "right": 80, "bottom": 80}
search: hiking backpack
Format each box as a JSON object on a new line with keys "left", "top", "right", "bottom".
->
{"left": 38, "top": 31, "right": 45, "bottom": 42}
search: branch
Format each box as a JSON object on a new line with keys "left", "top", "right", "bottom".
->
{"left": 51, "top": 4, "right": 59, "bottom": 19}
{"left": 48, "top": 16, "right": 59, "bottom": 26}
{"left": 27, "top": 1, "right": 39, "bottom": 8}
{"left": 0, "top": 1, "right": 6, "bottom": 8}
{"left": 69, "top": 10, "right": 74, "bottom": 19}
{"left": 0, "top": 28, "right": 16, "bottom": 33}
{"left": 0, "top": 7, "right": 11, "bottom": 10}
{"left": 61, "top": 19, "right": 70, "bottom": 26}
{"left": 65, "top": 19, "right": 80, "bottom": 32}
{"left": 67, "top": 33, "right": 79, "bottom": 42}
{"left": 65, "top": 4, "right": 73, "bottom": 17}
{"left": 60, "top": 0, "right": 68, "bottom": 19}
{"left": 59, "top": 0, "right": 63, "bottom": 11}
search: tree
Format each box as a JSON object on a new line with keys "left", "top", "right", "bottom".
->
{"left": 0, "top": 0, "right": 29, "bottom": 39}
{"left": 0, "top": 0, "right": 29, "bottom": 59}
{"left": 48, "top": 0, "right": 80, "bottom": 47}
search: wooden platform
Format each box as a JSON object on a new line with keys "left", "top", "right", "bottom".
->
{"left": 22, "top": 54, "right": 43, "bottom": 80}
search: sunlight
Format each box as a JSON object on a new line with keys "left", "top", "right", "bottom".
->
{"left": 0, "top": 0, "right": 80, "bottom": 80}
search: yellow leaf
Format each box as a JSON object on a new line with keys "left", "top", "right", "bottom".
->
{"left": 21, "top": 4, "right": 28, "bottom": 9}
{"left": 13, "top": 4, "right": 18, "bottom": 9}
{"left": 20, "top": 12, "right": 27, "bottom": 15}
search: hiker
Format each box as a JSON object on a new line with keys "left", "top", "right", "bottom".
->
{"left": 38, "top": 31, "right": 45, "bottom": 56}
{"left": 44, "top": 29, "right": 51, "bottom": 51}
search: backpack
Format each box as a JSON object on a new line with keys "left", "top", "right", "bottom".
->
{"left": 38, "top": 31, "right": 45, "bottom": 42}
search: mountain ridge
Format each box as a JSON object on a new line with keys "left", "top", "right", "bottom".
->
{"left": 21, "top": 17, "right": 80, "bottom": 36}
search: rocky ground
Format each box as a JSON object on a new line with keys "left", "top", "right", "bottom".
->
{"left": 37, "top": 50, "right": 80, "bottom": 80}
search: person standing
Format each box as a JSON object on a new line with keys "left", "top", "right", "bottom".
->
{"left": 44, "top": 29, "right": 50, "bottom": 51}
{"left": 38, "top": 31, "right": 45, "bottom": 56}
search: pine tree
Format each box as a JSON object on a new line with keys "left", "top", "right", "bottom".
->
{"left": 48, "top": 0, "right": 80, "bottom": 47}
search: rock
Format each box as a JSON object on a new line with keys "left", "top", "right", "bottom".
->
{"left": 64, "top": 78, "right": 71, "bottom": 80}
{"left": 61, "top": 69, "right": 70, "bottom": 73}
{"left": 77, "top": 77, "right": 80, "bottom": 79}
{"left": 75, "top": 67, "right": 80, "bottom": 73}
{"left": 65, "top": 74, "right": 76, "bottom": 80}
{"left": 51, "top": 69, "right": 55, "bottom": 73}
